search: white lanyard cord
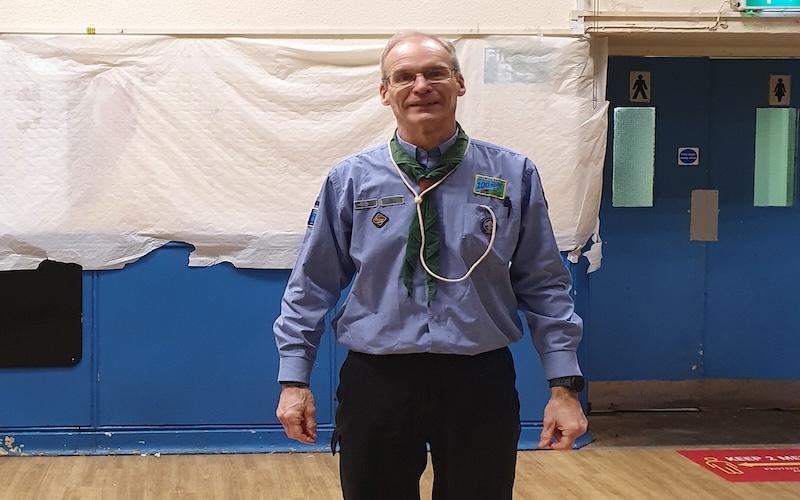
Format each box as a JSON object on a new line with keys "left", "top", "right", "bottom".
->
{"left": 388, "top": 138, "right": 497, "bottom": 283}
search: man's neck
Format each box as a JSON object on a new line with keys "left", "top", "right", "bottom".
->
{"left": 396, "top": 122, "right": 457, "bottom": 151}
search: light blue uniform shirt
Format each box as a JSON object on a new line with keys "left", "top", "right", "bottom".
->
{"left": 274, "top": 133, "right": 583, "bottom": 385}
{"left": 399, "top": 131, "right": 457, "bottom": 170}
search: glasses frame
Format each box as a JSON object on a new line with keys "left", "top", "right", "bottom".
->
{"left": 382, "top": 67, "right": 459, "bottom": 90}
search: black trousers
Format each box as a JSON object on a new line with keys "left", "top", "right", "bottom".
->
{"left": 332, "top": 347, "right": 521, "bottom": 500}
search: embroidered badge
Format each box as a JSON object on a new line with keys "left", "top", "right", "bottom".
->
{"left": 354, "top": 199, "right": 378, "bottom": 210}
{"left": 307, "top": 200, "right": 320, "bottom": 228}
{"left": 372, "top": 212, "right": 389, "bottom": 228}
{"left": 473, "top": 175, "right": 508, "bottom": 200}
{"left": 480, "top": 217, "right": 494, "bottom": 235}
{"left": 380, "top": 195, "right": 405, "bottom": 207}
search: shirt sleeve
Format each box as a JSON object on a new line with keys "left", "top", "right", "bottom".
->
{"left": 510, "top": 159, "right": 583, "bottom": 381}
{"left": 273, "top": 172, "right": 356, "bottom": 385}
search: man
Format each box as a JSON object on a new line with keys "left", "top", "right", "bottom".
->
{"left": 274, "top": 30, "right": 587, "bottom": 500}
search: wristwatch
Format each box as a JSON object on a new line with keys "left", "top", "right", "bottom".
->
{"left": 548, "top": 376, "right": 585, "bottom": 393}
{"left": 280, "top": 381, "right": 309, "bottom": 388}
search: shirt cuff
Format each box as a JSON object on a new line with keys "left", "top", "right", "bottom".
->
{"left": 540, "top": 350, "right": 582, "bottom": 381}
{"left": 277, "top": 356, "right": 314, "bottom": 386}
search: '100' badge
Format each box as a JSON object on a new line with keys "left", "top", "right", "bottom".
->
{"left": 473, "top": 175, "right": 507, "bottom": 200}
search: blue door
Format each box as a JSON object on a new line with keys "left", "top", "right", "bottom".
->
{"left": 589, "top": 57, "right": 800, "bottom": 383}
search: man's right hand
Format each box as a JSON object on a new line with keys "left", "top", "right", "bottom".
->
{"left": 276, "top": 385, "right": 318, "bottom": 444}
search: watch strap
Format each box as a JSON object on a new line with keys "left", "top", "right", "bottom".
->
{"left": 548, "top": 376, "right": 585, "bottom": 392}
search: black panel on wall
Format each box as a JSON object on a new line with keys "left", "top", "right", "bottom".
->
{"left": 0, "top": 260, "right": 82, "bottom": 368}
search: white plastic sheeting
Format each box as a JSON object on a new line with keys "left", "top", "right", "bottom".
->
{"left": 0, "top": 35, "right": 607, "bottom": 270}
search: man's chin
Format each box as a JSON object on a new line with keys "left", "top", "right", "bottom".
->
{"left": 403, "top": 112, "right": 445, "bottom": 125}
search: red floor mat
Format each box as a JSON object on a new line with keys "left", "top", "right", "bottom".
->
{"left": 679, "top": 448, "right": 800, "bottom": 482}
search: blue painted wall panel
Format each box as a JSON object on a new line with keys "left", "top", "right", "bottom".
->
{"left": 94, "top": 244, "right": 303, "bottom": 426}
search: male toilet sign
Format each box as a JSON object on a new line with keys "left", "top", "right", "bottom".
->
{"left": 769, "top": 75, "right": 791, "bottom": 106}
{"left": 630, "top": 71, "right": 651, "bottom": 103}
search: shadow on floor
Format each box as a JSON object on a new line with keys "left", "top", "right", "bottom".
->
{"left": 584, "top": 408, "right": 800, "bottom": 448}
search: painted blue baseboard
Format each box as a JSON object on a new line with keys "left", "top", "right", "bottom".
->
{"left": 0, "top": 424, "right": 592, "bottom": 456}
{"left": 518, "top": 425, "right": 593, "bottom": 450}
{"left": 0, "top": 426, "right": 333, "bottom": 456}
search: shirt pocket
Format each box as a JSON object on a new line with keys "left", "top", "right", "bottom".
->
{"left": 460, "top": 202, "right": 517, "bottom": 266}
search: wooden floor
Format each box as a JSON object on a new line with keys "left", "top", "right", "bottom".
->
{"left": 3, "top": 409, "right": 799, "bottom": 499}
{"left": 2, "top": 447, "right": 799, "bottom": 500}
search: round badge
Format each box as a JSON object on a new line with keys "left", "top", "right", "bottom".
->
{"left": 480, "top": 217, "right": 494, "bottom": 234}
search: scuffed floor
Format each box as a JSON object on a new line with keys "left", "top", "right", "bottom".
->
{"left": 585, "top": 408, "right": 800, "bottom": 448}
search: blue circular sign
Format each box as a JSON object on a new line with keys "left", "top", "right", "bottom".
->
{"left": 679, "top": 148, "right": 698, "bottom": 165}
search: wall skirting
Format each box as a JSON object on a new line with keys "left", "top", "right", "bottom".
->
{"left": 0, "top": 426, "right": 327, "bottom": 456}
{"left": 0, "top": 423, "right": 592, "bottom": 456}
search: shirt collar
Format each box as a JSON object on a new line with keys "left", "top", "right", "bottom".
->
{"left": 395, "top": 130, "right": 460, "bottom": 161}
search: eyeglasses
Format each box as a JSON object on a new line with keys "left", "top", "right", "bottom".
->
{"left": 383, "top": 67, "right": 458, "bottom": 89}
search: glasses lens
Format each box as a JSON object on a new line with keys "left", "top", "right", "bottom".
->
{"left": 390, "top": 72, "right": 416, "bottom": 88}
{"left": 388, "top": 68, "right": 452, "bottom": 88}
{"left": 424, "top": 68, "right": 451, "bottom": 83}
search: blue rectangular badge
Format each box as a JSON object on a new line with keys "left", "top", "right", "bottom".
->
{"left": 307, "top": 200, "right": 320, "bottom": 228}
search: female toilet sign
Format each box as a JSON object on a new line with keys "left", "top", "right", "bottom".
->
{"left": 769, "top": 75, "right": 791, "bottom": 106}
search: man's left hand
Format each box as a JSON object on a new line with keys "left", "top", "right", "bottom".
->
{"left": 537, "top": 387, "right": 588, "bottom": 450}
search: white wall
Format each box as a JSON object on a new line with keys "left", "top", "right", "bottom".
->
{"left": 5, "top": 0, "right": 799, "bottom": 55}
{"left": 583, "top": 0, "right": 800, "bottom": 55}
{"left": 3, "top": 0, "right": 577, "bottom": 33}
{"left": 4, "top": 0, "right": 795, "bottom": 32}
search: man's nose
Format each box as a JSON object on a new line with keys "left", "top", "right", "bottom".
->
{"left": 411, "top": 73, "right": 433, "bottom": 90}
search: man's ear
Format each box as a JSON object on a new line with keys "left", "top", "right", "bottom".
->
{"left": 456, "top": 74, "right": 466, "bottom": 97}
{"left": 379, "top": 83, "right": 390, "bottom": 106}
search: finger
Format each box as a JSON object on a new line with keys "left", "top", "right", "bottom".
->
{"left": 297, "top": 419, "right": 316, "bottom": 444}
{"left": 550, "top": 429, "right": 576, "bottom": 450}
{"left": 302, "top": 398, "right": 317, "bottom": 441}
{"left": 550, "top": 436, "right": 575, "bottom": 450}
{"left": 303, "top": 414, "right": 318, "bottom": 441}
{"left": 296, "top": 432, "right": 316, "bottom": 445}
{"left": 281, "top": 416, "right": 305, "bottom": 441}
{"left": 537, "top": 423, "right": 554, "bottom": 449}
{"left": 277, "top": 406, "right": 307, "bottom": 442}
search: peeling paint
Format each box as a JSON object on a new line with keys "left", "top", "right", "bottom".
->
{"left": 1, "top": 436, "right": 22, "bottom": 455}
